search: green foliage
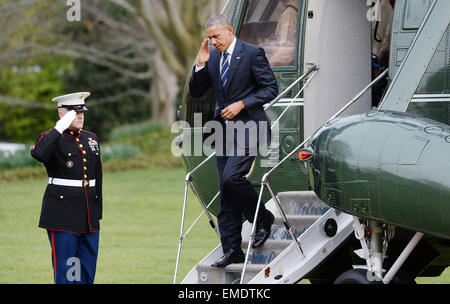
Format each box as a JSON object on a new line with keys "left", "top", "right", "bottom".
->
{"left": 109, "top": 121, "right": 165, "bottom": 141}
{"left": 0, "top": 148, "right": 39, "bottom": 170}
{"left": 101, "top": 144, "right": 139, "bottom": 162}
{"left": 63, "top": 59, "right": 152, "bottom": 141}
{"left": 0, "top": 56, "right": 73, "bottom": 142}
{"left": 103, "top": 121, "right": 182, "bottom": 170}
{"left": 0, "top": 166, "right": 46, "bottom": 183}
{"left": 0, "top": 0, "right": 152, "bottom": 143}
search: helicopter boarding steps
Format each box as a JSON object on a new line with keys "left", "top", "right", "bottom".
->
{"left": 181, "top": 191, "right": 354, "bottom": 284}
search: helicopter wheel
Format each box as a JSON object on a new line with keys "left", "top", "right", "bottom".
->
{"left": 333, "top": 269, "right": 416, "bottom": 284}
{"left": 334, "top": 269, "right": 380, "bottom": 284}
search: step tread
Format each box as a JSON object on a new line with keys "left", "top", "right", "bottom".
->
{"left": 196, "top": 262, "right": 265, "bottom": 272}
{"left": 274, "top": 214, "right": 322, "bottom": 220}
{"left": 241, "top": 239, "right": 293, "bottom": 246}
{"left": 185, "top": 191, "right": 338, "bottom": 284}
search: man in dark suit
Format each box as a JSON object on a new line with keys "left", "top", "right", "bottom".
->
{"left": 189, "top": 14, "right": 278, "bottom": 267}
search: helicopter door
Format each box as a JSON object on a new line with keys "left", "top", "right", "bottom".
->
{"left": 237, "top": 0, "right": 308, "bottom": 192}
{"left": 303, "top": 0, "right": 372, "bottom": 138}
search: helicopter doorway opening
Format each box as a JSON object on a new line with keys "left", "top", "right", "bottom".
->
{"left": 303, "top": 0, "right": 373, "bottom": 138}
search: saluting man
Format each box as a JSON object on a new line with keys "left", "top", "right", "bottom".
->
{"left": 189, "top": 14, "right": 277, "bottom": 267}
{"left": 31, "top": 92, "right": 103, "bottom": 284}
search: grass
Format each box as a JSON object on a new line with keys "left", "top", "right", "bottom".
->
{"left": 0, "top": 167, "right": 217, "bottom": 284}
{"left": 0, "top": 166, "right": 448, "bottom": 284}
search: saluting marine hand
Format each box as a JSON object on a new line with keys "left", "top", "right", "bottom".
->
{"left": 55, "top": 110, "right": 77, "bottom": 134}
{"left": 197, "top": 38, "right": 210, "bottom": 67}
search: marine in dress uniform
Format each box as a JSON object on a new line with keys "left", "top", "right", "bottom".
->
{"left": 31, "top": 92, "right": 102, "bottom": 284}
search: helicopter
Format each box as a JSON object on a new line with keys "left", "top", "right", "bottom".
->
{"left": 174, "top": 0, "right": 450, "bottom": 284}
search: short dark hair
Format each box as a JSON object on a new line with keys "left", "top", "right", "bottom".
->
{"left": 205, "top": 13, "right": 231, "bottom": 29}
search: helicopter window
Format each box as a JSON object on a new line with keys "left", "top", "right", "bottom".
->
{"left": 402, "top": 0, "right": 432, "bottom": 30}
{"left": 239, "top": 0, "right": 301, "bottom": 67}
{"left": 222, "top": 0, "right": 238, "bottom": 20}
{"left": 415, "top": 24, "right": 450, "bottom": 95}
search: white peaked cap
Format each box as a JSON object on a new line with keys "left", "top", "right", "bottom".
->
{"left": 52, "top": 92, "right": 91, "bottom": 107}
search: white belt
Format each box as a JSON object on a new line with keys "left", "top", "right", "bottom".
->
{"left": 49, "top": 177, "right": 96, "bottom": 187}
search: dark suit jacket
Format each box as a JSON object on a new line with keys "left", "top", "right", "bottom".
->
{"left": 189, "top": 39, "right": 278, "bottom": 125}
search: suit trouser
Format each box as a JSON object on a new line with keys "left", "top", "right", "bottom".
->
{"left": 216, "top": 154, "right": 270, "bottom": 253}
{"left": 47, "top": 230, "right": 99, "bottom": 284}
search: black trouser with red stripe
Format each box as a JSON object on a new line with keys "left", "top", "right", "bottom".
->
{"left": 47, "top": 230, "right": 99, "bottom": 284}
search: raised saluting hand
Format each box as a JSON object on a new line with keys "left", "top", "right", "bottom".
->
{"left": 197, "top": 38, "right": 211, "bottom": 68}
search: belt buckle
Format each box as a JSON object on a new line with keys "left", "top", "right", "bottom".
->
{"left": 83, "top": 180, "right": 89, "bottom": 188}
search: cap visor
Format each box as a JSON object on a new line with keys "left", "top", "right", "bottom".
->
{"left": 60, "top": 105, "right": 88, "bottom": 111}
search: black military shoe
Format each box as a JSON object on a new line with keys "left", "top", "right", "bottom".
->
{"left": 252, "top": 212, "right": 275, "bottom": 248}
{"left": 211, "top": 248, "right": 245, "bottom": 267}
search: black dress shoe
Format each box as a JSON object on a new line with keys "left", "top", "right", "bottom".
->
{"left": 211, "top": 248, "right": 245, "bottom": 267}
{"left": 252, "top": 212, "right": 274, "bottom": 248}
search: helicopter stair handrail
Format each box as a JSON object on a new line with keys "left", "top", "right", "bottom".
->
{"left": 173, "top": 64, "right": 318, "bottom": 283}
{"left": 265, "top": 64, "right": 318, "bottom": 111}
{"left": 240, "top": 68, "right": 389, "bottom": 284}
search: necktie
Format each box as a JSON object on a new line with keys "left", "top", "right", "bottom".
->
{"left": 221, "top": 51, "right": 229, "bottom": 89}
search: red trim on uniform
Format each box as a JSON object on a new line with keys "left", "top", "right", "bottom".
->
{"left": 84, "top": 188, "right": 92, "bottom": 233}
{"left": 80, "top": 130, "right": 96, "bottom": 136}
{"left": 73, "top": 136, "right": 93, "bottom": 233}
{"left": 63, "top": 132, "right": 80, "bottom": 139}
{"left": 39, "top": 226, "right": 99, "bottom": 234}
{"left": 33, "top": 134, "right": 45, "bottom": 151}
{"left": 50, "top": 231, "right": 57, "bottom": 283}
{"left": 32, "top": 128, "right": 55, "bottom": 150}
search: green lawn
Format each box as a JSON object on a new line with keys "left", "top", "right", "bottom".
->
{"left": 0, "top": 167, "right": 448, "bottom": 284}
{"left": 0, "top": 167, "right": 218, "bottom": 284}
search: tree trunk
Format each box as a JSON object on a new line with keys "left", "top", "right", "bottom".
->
{"left": 150, "top": 51, "right": 178, "bottom": 124}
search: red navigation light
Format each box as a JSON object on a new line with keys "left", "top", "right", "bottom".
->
{"left": 298, "top": 149, "right": 313, "bottom": 161}
{"left": 265, "top": 267, "right": 271, "bottom": 278}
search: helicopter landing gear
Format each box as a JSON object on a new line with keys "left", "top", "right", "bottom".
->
{"left": 337, "top": 217, "right": 421, "bottom": 284}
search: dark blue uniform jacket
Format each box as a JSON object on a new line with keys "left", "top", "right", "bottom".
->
{"left": 31, "top": 128, "right": 103, "bottom": 233}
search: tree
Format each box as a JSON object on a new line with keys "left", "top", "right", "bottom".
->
{"left": 0, "top": 56, "right": 72, "bottom": 142}
{"left": 0, "top": 0, "right": 227, "bottom": 127}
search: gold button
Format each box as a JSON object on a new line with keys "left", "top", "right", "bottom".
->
{"left": 70, "top": 131, "right": 74, "bottom": 135}
{"left": 83, "top": 150, "right": 86, "bottom": 155}
{"left": 79, "top": 144, "right": 83, "bottom": 148}
{"left": 96, "top": 153, "right": 99, "bottom": 156}
{"left": 83, "top": 158, "right": 87, "bottom": 163}
{"left": 76, "top": 138, "right": 80, "bottom": 142}
{"left": 66, "top": 161, "right": 74, "bottom": 168}
{"left": 60, "top": 195, "right": 64, "bottom": 199}
{"left": 84, "top": 174, "right": 87, "bottom": 179}
{"left": 84, "top": 166, "right": 87, "bottom": 171}
{"left": 68, "top": 153, "right": 72, "bottom": 157}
